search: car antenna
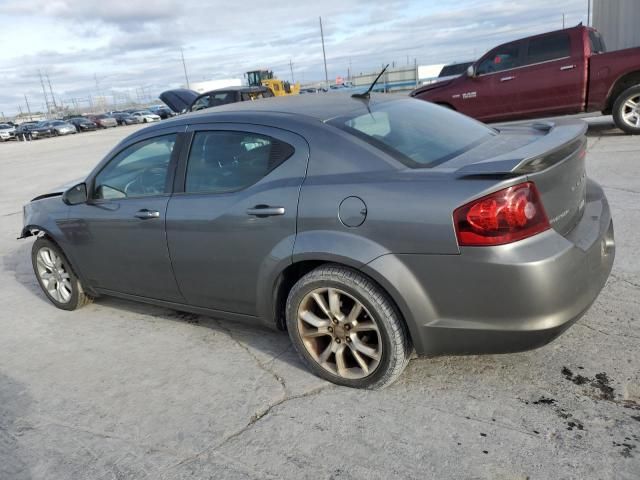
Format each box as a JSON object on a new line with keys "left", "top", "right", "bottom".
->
{"left": 352, "top": 64, "right": 389, "bottom": 100}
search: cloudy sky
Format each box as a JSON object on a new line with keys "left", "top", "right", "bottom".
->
{"left": 0, "top": 0, "right": 590, "bottom": 116}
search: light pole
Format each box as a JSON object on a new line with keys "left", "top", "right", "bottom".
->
{"left": 181, "top": 48, "right": 190, "bottom": 89}
{"left": 319, "top": 16, "right": 329, "bottom": 89}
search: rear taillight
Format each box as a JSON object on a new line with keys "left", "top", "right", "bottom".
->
{"left": 453, "top": 182, "right": 550, "bottom": 246}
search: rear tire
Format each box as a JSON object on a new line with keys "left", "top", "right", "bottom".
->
{"left": 286, "top": 265, "right": 411, "bottom": 389}
{"left": 31, "top": 237, "right": 92, "bottom": 311}
{"left": 613, "top": 85, "right": 640, "bottom": 134}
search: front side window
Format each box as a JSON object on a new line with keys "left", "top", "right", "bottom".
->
{"left": 477, "top": 43, "right": 521, "bottom": 75}
{"left": 93, "top": 134, "right": 176, "bottom": 199}
{"left": 329, "top": 98, "right": 494, "bottom": 168}
{"left": 185, "top": 131, "right": 294, "bottom": 194}
{"left": 191, "top": 95, "right": 211, "bottom": 111}
{"left": 525, "top": 33, "right": 571, "bottom": 65}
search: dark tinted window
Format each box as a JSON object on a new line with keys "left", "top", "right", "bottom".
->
{"left": 589, "top": 30, "right": 606, "bottom": 54}
{"left": 94, "top": 134, "right": 176, "bottom": 199}
{"left": 191, "top": 95, "right": 210, "bottom": 111}
{"left": 477, "top": 43, "right": 521, "bottom": 74}
{"left": 185, "top": 131, "right": 294, "bottom": 193}
{"left": 526, "top": 33, "right": 570, "bottom": 64}
{"left": 439, "top": 62, "right": 473, "bottom": 77}
{"left": 329, "top": 99, "right": 494, "bottom": 168}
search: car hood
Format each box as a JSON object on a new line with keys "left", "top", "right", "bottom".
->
{"left": 160, "top": 88, "right": 200, "bottom": 113}
{"left": 410, "top": 78, "right": 455, "bottom": 97}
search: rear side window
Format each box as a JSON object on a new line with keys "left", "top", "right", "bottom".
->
{"left": 329, "top": 98, "right": 494, "bottom": 168}
{"left": 526, "top": 33, "right": 571, "bottom": 65}
{"left": 477, "top": 43, "right": 521, "bottom": 75}
{"left": 589, "top": 30, "right": 606, "bottom": 54}
{"left": 185, "top": 131, "right": 294, "bottom": 193}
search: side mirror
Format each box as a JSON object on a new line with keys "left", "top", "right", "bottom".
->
{"left": 62, "top": 183, "right": 88, "bottom": 205}
{"left": 466, "top": 65, "right": 476, "bottom": 78}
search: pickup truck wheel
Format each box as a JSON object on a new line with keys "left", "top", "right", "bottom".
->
{"left": 613, "top": 85, "right": 640, "bottom": 134}
{"left": 286, "top": 265, "right": 412, "bottom": 389}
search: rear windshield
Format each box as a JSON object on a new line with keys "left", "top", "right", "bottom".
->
{"left": 328, "top": 98, "right": 494, "bottom": 168}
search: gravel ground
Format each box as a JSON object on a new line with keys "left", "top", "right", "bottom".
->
{"left": 0, "top": 119, "right": 638, "bottom": 480}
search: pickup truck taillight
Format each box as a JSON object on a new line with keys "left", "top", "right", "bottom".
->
{"left": 453, "top": 182, "right": 550, "bottom": 246}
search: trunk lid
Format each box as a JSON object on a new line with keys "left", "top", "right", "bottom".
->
{"left": 445, "top": 120, "right": 588, "bottom": 236}
{"left": 159, "top": 88, "right": 200, "bottom": 113}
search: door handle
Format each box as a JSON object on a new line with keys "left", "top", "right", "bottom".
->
{"left": 246, "top": 205, "right": 286, "bottom": 217}
{"left": 134, "top": 209, "right": 160, "bottom": 219}
{"left": 560, "top": 65, "right": 576, "bottom": 71}
{"left": 500, "top": 76, "right": 516, "bottom": 82}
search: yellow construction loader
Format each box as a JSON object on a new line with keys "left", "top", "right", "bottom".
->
{"left": 246, "top": 70, "right": 300, "bottom": 96}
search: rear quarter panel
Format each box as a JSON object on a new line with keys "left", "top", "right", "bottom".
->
{"left": 294, "top": 125, "right": 527, "bottom": 263}
{"left": 587, "top": 46, "right": 640, "bottom": 111}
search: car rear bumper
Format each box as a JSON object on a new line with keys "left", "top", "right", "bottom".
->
{"left": 363, "top": 179, "right": 615, "bottom": 356}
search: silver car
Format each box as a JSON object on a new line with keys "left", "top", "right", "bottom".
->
{"left": 0, "top": 123, "right": 16, "bottom": 141}
{"left": 20, "top": 94, "right": 614, "bottom": 389}
{"left": 46, "top": 120, "right": 77, "bottom": 136}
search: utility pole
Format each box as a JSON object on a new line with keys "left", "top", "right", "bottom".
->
{"left": 38, "top": 70, "right": 50, "bottom": 116}
{"left": 24, "top": 94, "right": 33, "bottom": 120}
{"left": 289, "top": 59, "right": 294, "bottom": 83}
{"left": 46, "top": 73, "right": 57, "bottom": 111}
{"left": 181, "top": 48, "right": 190, "bottom": 89}
{"left": 562, "top": 13, "right": 565, "bottom": 29}
{"left": 587, "top": 0, "right": 591, "bottom": 26}
{"left": 319, "top": 16, "right": 329, "bottom": 89}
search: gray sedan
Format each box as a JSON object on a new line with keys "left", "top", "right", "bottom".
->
{"left": 19, "top": 94, "right": 614, "bottom": 388}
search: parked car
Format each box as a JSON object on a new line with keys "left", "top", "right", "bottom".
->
{"left": 148, "top": 105, "right": 175, "bottom": 119}
{"left": 111, "top": 112, "right": 141, "bottom": 125}
{"left": 0, "top": 123, "right": 16, "bottom": 141}
{"left": 160, "top": 86, "right": 274, "bottom": 113}
{"left": 14, "top": 122, "right": 39, "bottom": 140}
{"left": 68, "top": 117, "right": 98, "bottom": 132}
{"left": 88, "top": 114, "right": 118, "bottom": 129}
{"left": 130, "top": 110, "right": 161, "bottom": 123}
{"left": 45, "top": 120, "right": 77, "bottom": 136}
{"left": 20, "top": 94, "right": 614, "bottom": 389}
{"left": 26, "top": 121, "right": 55, "bottom": 139}
{"left": 411, "top": 25, "right": 640, "bottom": 134}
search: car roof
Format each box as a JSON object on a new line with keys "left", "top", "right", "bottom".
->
{"left": 181, "top": 92, "right": 402, "bottom": 122}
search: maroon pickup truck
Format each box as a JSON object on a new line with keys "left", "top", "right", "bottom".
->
{"left": 411, "top": 26, "right": 640, "bottom": 134}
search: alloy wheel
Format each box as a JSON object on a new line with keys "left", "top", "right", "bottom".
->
{"left": 621, "top": 94, "right": 640, "bottom": 128}
{"left": 297, "top": 287, "right": 382, "bottom": 379}
{"left": 35, "top": 247, "right": 72, "bottom": 303}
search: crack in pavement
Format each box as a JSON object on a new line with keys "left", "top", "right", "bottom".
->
{"left": 609, "top": 273, "right": 640, "bottom": 290}
{"left": 157, "top": 320, "right": 333, "bottom": 476}
{"left": 576, "top": 322, "right": 640, "bottom": 340}
{"left": 213, "top": 319, "right": 288, "bottom": 395}
{"left": 603, "top": 186, "right": 640, "bottom": 196}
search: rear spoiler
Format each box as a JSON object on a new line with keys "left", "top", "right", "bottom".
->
{"left": 456, "top": 120, "right": 588, "bottom": 176}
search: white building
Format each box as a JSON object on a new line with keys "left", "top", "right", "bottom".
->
{"left": 189, "top": 79, "right": 243, "bottom": 93}
{"left": 593, "top": 0, "right": 640, "bottom": 51}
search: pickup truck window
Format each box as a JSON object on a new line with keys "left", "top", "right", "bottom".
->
{"left": 477, "top": 43, "right": 521, "bottom": 75}
{"left": 589, "top": 30, "right": 606, "bottom": 54}
{"left": 525, "top": 33, "right": 570, "bottom": 65}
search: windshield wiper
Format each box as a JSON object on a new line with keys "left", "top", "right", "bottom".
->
{"left": 352, "top": 64, "right": 389, "bottom": 100}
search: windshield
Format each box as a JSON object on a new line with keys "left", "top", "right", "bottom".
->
{"left": 0, "top": 124, "right": 11, "bottom": 129}
{"left": 328, "top": 98, "right": 495, "bottom": 168}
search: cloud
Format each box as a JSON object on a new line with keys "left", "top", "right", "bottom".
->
{"left": 0, "top": 0, "right": 589, "bottom": 115}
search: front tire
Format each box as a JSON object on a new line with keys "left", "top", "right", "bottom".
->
{"left": 613, "top": 85, "right": 640, "bottom": 134}
{"left": 31, "top": 237, "right": 92, "bottom": 311}
{"left": 286, "top": 265, "right": 411, "bottom": 389}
